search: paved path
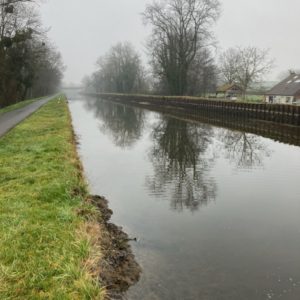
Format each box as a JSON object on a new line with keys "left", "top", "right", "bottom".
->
{"left": 0, "top": 95, "right": 56, "bottom": 138}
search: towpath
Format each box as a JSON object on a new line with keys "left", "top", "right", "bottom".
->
{"left": 0, "top": 95, "right": 56, "bottom": 138}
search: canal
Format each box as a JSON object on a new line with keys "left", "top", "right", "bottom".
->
{"left": 67, "top": 91, "right": 300, "bottom": 300}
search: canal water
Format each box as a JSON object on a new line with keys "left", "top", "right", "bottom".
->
{"left": 67, "top": 91, "right": 300, "bottom": 300}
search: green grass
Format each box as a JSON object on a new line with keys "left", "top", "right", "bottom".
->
{"left": 0, "top": 98, "right": 42, "bottom": 116}
{"left": 237, "top": 95, "right": 264, "bottom": 103}
{"left": 209, "top": 93, "right": 264, "bottom": 103}
{"left": 0, "top": 96, "right": 104, "bottom": 299}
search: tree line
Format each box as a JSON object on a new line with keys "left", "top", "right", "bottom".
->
{"left": 84, "top": 0, "right": 273, "bottom": 98}
{"left": 0, "top": 0, "right": 64, "bottom": 108}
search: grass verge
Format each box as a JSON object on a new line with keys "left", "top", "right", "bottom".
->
{"left": 0, "top": 98, "right": 43, "bottom": 116}
{"left": 0, "top": 96, "right": 104, "bottom": 299}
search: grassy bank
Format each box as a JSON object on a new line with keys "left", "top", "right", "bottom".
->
{"left": 0, "top": 96, "right": 104, "bottom": 299}
{"left": 0, "top": 98, "right": 42, "bottom": 116}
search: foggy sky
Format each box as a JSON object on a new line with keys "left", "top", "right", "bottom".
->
{"left": 40, "top": 0, "right": 300, "bottom": 85}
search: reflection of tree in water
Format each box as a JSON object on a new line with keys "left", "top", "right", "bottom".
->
{"left": 220, "top": 130, "right": 271, "bottom": 168}
{"left": 84, "top": 99, "right": 145, "bottom": 148}
{"left": 147, "top": 117, "right": 217, "bottom": 212}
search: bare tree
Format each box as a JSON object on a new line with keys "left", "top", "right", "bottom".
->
{"left": 81, "top": 75, "right": 92, "bottom": 92}
{"left": 218, "top": 48, "right": 239, "bottom": 85}
{"left": 143, "top": 0, "right": 220, "bottom": 96}
{"left": 90, "top": 42, "right": 147, "bottom": 94}
{"left": 30, "top": 43, "right": 65, "bottom": 97}
{"left": 219, "top": 47, "right": 274, "bottom": 98}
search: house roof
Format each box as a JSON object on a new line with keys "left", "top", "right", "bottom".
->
{"left": 217, "top": 83, "right": 242, "bottom": 93}
{"left": 266, "top": 73, "right": 300, "bottom": 96}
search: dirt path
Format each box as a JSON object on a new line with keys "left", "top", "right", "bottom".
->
{"left": 0, "top": 95, "right": 57, "bottom": 138}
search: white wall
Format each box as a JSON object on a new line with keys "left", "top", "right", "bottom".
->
{"left": 265, "top": 95, "right": 294, "bottom": 104}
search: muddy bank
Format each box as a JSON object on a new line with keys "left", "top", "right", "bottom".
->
{"left": 68, "top": 98, "right": 141, "bottom": 298}
{"left": 79, "top": 195, "right": 141, "bottom": 299}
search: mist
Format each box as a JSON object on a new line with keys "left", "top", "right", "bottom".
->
{"left": 40, "top": 0, "right": 300, "bottom": 85}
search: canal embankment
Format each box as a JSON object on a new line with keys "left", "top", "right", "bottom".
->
{"left": 84, "top": 93, "right": 300, "bottom": 146}
{"left": 86, "top": 93, "right": 300, "bottom": 127}
{"left": 0, "top": 95, "right": 139, "bottom": 299}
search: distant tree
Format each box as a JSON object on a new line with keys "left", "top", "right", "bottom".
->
{"left": 219, "top": 47, "right": 274, "bottom": 98}
{"left": 143, "top": 0, "right": 220, "bottom": 96}
{"left": 30, "top": 43, "right": 65, "bottom": 97}
{"left": 90, "top": 42, "right": 148, "bottom": 94}
{"left": 81, "top": 76, "right": 92, "bottom": 92}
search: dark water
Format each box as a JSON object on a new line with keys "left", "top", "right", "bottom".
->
{"left": 67, "top": 91, "right": 300, "bottom": 300}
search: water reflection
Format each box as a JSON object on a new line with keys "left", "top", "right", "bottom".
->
{"left": 69, "top": 94, "right": 300, "bottom": 300}
{"left": 82, "top": 97, "right": 273, "bottom": 209}
{"left": 146, "top": 116, "right": 217, "bottom": 211}
{"left": 219, "top": 130, "right": 271, "bottom": 169}
{"left": 84, "top": 98, "right": 145, "bottom": 148}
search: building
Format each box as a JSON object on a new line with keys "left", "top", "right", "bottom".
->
{"left": 265, "top": 73, "right": 300, "bottom": 105}
{"left": 216, "top": 83, "right": 243, "bottom": 100}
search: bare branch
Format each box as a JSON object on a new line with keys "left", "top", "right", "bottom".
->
{"left": 219, "top": 46, "right": 274, "bottom": 98}
{"left": 144, "top": 0, "right": 220, "bottom": 95}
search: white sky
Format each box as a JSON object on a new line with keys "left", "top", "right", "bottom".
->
{"left": 40, "top": 0, "right": 300, "bottom": 85}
